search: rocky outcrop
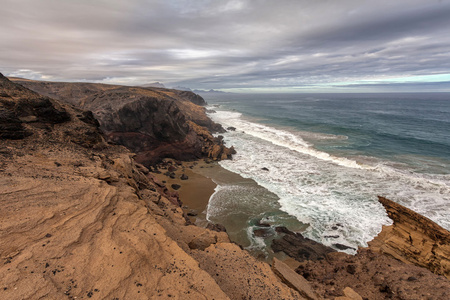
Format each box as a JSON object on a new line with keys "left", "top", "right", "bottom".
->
{"left": 0, "top": 74, "right": 300, "bottom": 299}
{"left": 271, "top": 227, "right": 336, "bottom": 262}
{"left": 292, "top": 197, "right": 450, "bottom": 300}
{"left": 0, "top": 73, "right": 104, "bottom": 148}
{"left": 369, "top": 196, "right": 450, "bottom": 279}
{"left": 272, "top": 258, "right": 321, "bottom": 300}
{"left": 10, "top": 78, "right": 231, "bottom": 165}
{"left": 295, "top": 247, "right": 450, "bottom": 300}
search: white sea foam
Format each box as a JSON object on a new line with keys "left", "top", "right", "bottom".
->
{"left": 207, "top": 108, "right": 450, "bottom": 253}
{"left": 210, "top": 109, "right": 372, "bottom": 170}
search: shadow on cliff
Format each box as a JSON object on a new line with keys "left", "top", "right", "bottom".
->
{"left": 10, "top": 77, "right": 234, "bottom": 166}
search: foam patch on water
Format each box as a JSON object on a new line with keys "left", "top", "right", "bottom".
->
{"left": 207, "top": 108, "right": 450, "bottom": 252}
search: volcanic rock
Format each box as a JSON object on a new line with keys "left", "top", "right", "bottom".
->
{"left": 11, "top": 78, "right": 231, "bottom": 165}
{"left": 171, "top": 183, "right": 181, "bottom": 190}
{"left": 271, "top": 230, "right": 336, "bottom": 262}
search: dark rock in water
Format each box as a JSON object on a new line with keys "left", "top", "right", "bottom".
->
{"left": 187, "top": 211, "right": 197, "bottom": 217}
{"left": 256, "top": 220, "right": 271, "bottom": 227}
{"left": 227, "top": 126, "right": 236, "bottom": 131}
{"left": 272, "top": 231, "right": 335, "bottom": 262}
{"left": 261, "top": 167, "right": 269, "bottom": 171}
{"left": 333, "top": 243, "right": 356, "bottom": 251}
{"left": 206, "top": 109, "right": 216, "bottom": 114}
{"left": 171, "top": 184, "right": 181, "bottom": 190}
{"left": 324, "top": 235, "right": 340, "bottom": 239}
{"left": 180, "top": 174, "right": 189, "bottom": 180}
{"left": 275, "top": 226, "right": 294, "bottom": 235}
{"left": 254, "top": 228, "right": 273, "bottom": 238}
{"left": 206, "top": 223, "right": 227, "bottom": 232}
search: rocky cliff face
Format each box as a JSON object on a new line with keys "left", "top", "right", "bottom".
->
{"left": 11, "top": 78, "right": 232, "bottom": 165}
{"left": 291, "top": 196, "right": 450, "bottom": 299}
{"left": 369, "top": 196, "right": 450, "bottom": 279}
{"left": 0, "top": 74, "right": 302, "bottom": 299}
{"left": 1, "top": 74, "right": 104, "bottom": 147}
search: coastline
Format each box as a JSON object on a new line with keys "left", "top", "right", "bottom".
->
{"left": 151, "top": 159, "right": 219, "bottom": 226}
{"left": 2, "top": 73, "right": 449, "bottom": 299}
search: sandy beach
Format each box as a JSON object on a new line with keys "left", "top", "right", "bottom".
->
{"left": 152, "top": 159, "right": 220, "bottom": 225}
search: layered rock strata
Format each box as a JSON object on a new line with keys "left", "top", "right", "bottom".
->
{"left": 10, "top": 78, "right": 233, "bottom": 165}
{"left": 286, "top": 196, "right": 450, "bottom": 299}
{"left": 369, "top": 196, "right": 450, "bottom": 279}
{"left": 0, "top": 74, "right": 301, "bottom": 299}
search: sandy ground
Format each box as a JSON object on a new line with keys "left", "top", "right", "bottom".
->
{"left": 152, "top": 159, "right": 219, "bottom": 225}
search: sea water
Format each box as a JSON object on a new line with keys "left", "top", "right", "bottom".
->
{"left": 201, "top": 92, "right": 450, "bottom": 255}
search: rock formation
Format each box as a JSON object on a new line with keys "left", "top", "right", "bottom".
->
{"left": 11, "top": 78, "right": 232, "bottom": 166}
{"left": 271, "top": 227, "right": 336, "bottom": 262}
{"left": 292, "top": 196, "right": 450, "bottom": 299}
{"left": 369, "top": 196, "right": 450, "bottom": 279}
{"left": 0, "top": 74, "right": 302, "bottom": 299}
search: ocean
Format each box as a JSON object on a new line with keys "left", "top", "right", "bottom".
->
{"left": 199, "top": 92, "right": 450, "bottom": 255}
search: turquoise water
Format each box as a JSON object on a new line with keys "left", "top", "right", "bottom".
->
{"left": 201, "top": 92, "right": 450, "bottom": 254}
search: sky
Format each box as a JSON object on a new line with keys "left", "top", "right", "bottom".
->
{"left": 2, "top": 0, "right": 450, "bottom": 92}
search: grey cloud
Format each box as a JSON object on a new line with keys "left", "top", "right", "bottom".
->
{"left": 1, "top": 0, "right": 450, "bottom": 91}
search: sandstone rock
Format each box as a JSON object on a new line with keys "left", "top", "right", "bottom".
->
{"left": 206, "top": 223, "right": 227, "bottom": 232}
{"left": 272, "top": 257, "right": 321, "bottom": 300}
{"left": 370, "top": 196, "right": 450, "bottom": 279}
{"left": 188, "top": 232, "right": 217, "bottom": 250}
{"left": 191, "top": 243, "right": 303, "bottom": 299}
{"left": 343, "top": 287, "right": 362, "bottom": 300}
{"left": 295, "top": 247, "right": 450, "bottom": 299}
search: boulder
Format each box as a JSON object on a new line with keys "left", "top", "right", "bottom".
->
{"left": 272, "top": 231, "right": 335, "bottom": 261}
{"left": 171, "top": 184, "right": 181, "bottom": 190}
{"left": 206, "top": 223, "right": 227, "bottom": 232}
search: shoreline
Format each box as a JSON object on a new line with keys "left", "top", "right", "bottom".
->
{"left": 151, "top": 159, "right": 220, "bottom": 226}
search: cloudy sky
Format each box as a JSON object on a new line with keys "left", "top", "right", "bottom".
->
{"left": 2, "top": 0, "right": 450, "bottom": 92}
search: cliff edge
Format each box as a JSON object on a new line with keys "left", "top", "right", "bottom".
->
{"left": 369, "top": 196, "right": 450, "bottom": 279}
{"left": 10, "top": 78, "right": 234, "bottom": 166}
{"left": 0, "top": 74, "right": 301, "bottom": 299}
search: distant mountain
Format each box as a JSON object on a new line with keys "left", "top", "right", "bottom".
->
{"left": 141, "top": 82, "right": 165, "bottom": 88}
{"left": 193, "top": 89, "right": 229, "bottom": 94}
{"left": 171, "top": 86, "right": 192, "bottom": 91}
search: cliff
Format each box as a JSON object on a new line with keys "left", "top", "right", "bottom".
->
{"left": 291, "top": 196, "right": 450, "bottom": 299}
{"left": 0, "top": 74, "right": 302, "bottom": 299}
{"left": 10, "top": 78, "right": 233, "bottom": 166}
{"left": 369, "top": 196, "right": 450, "bottom": 279}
